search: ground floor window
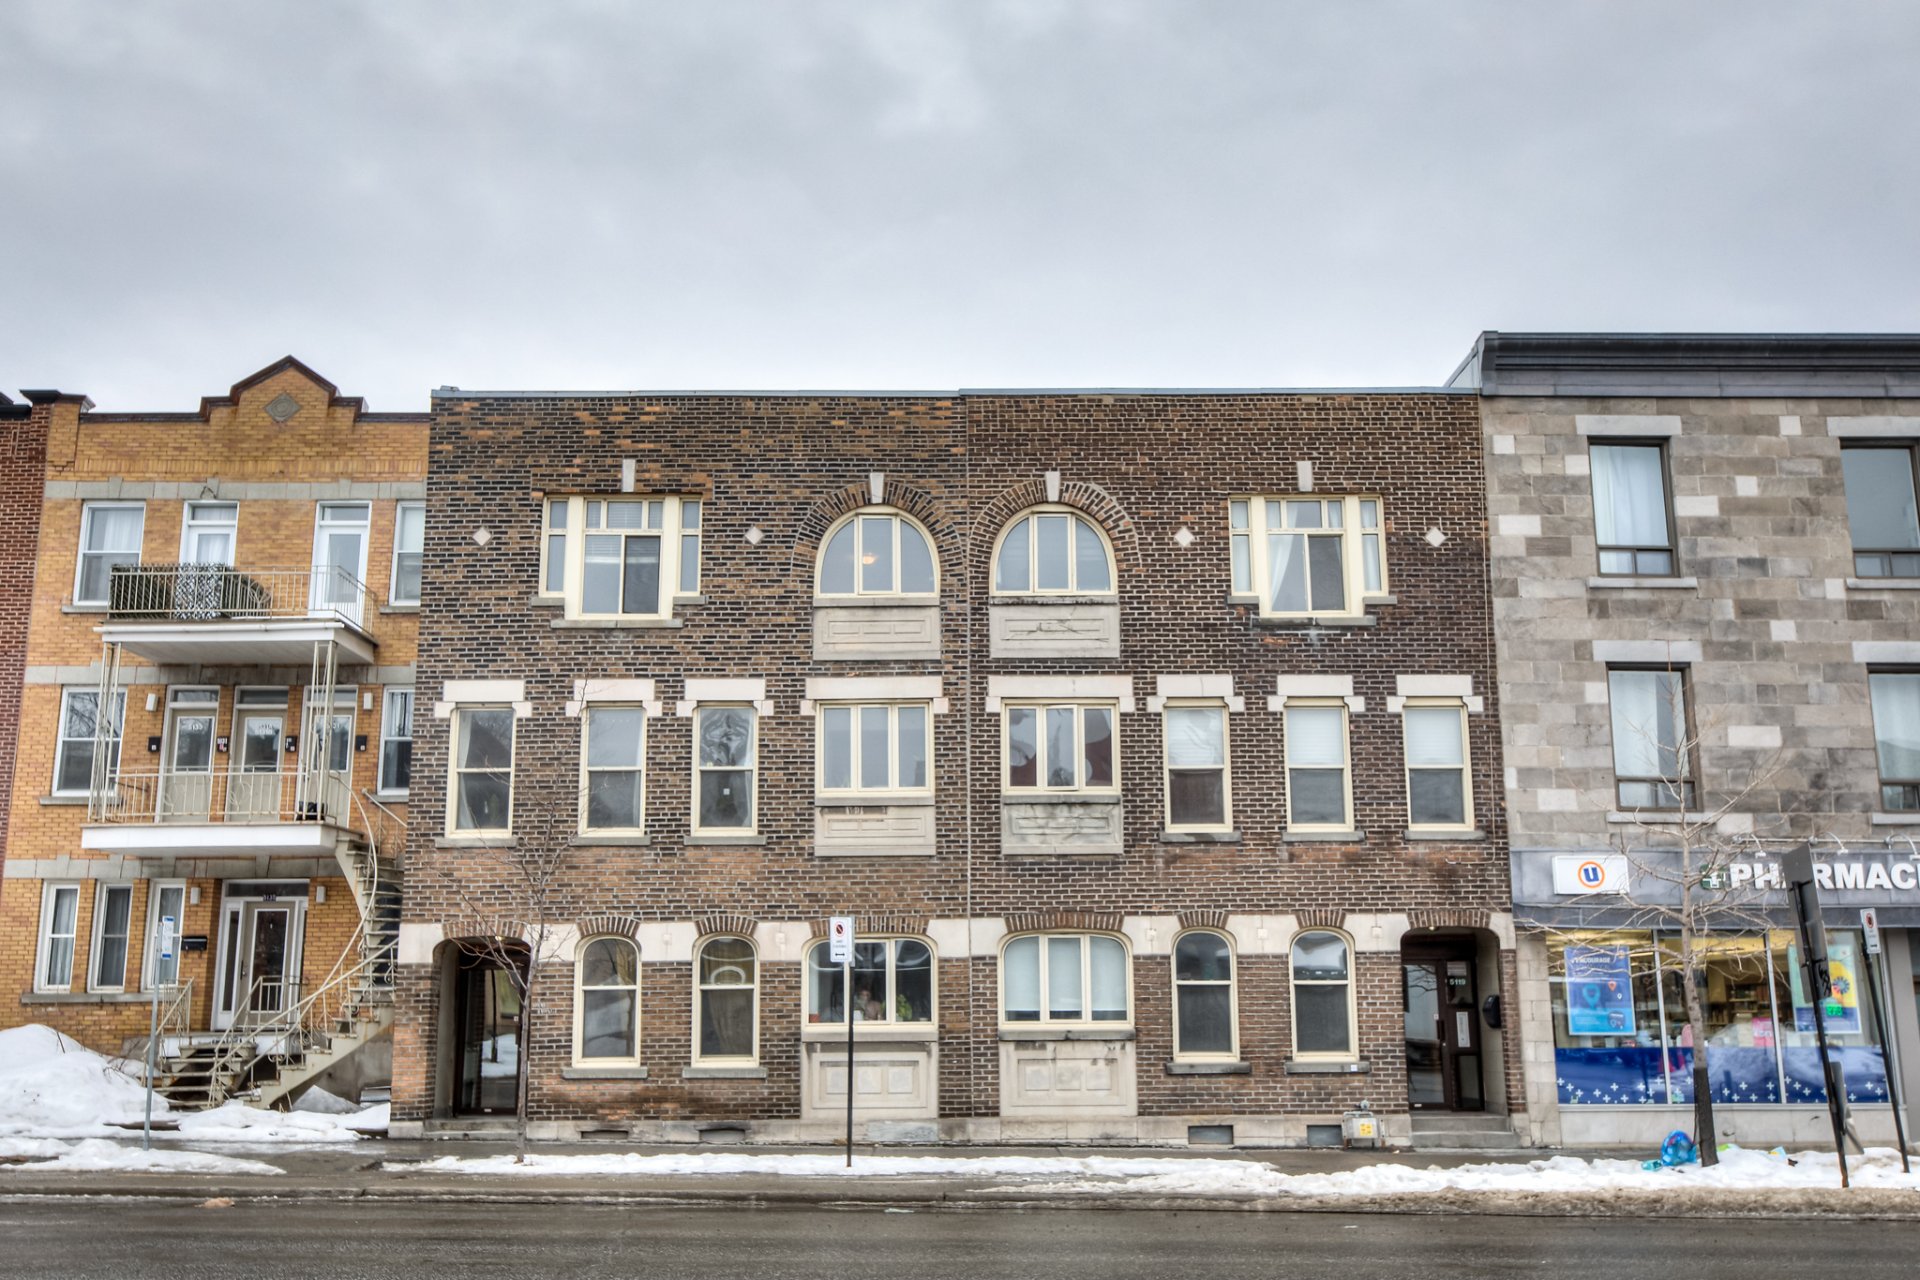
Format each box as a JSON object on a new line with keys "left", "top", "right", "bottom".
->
{"left": 807, "top": 937, "right": 934, "bottom": 1024}
{"left": 574, "top": 936, "right": 640, "bottom": 1065}
{"left": 1547, "top": 929, "right": 1888, "bottom": 1106}
{"left": 695, "top": 936, "right": 758, "bottom": 1063}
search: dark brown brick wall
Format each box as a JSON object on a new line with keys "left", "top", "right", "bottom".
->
{"left": 0, "top": 401, "right": 49, "bottom": 877}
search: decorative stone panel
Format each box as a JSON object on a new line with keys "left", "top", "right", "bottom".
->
{"left": 812, "top": 603, "right": 940, "bottom": 660}
{"left": 988, "top": 600, "right": 1120, "bottom": 659}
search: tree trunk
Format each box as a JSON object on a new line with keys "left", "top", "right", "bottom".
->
{"left": 1678, "top": 934, "right": 1718, "bottom": 1166}
{"left": 514, "top": 955, "right": 534, "bottom": 1164}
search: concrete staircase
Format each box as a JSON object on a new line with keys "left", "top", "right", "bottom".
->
{"left": 151, "top": 1037, "right": 260, "bottom": 1110}
{"left": 1409, "top": 1112, "right": 1526, "bottom": 1150}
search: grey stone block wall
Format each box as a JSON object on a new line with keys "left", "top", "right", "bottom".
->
{"left": 1483, "top": 396, "right": 1920, "bottom": 851}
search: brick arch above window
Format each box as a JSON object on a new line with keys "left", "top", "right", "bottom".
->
{"left": 694, "top": 913, "right": 760, "bottom": 941}
{"left": 1003, "top": 909, "right": 1125, "bottom": 935}
{"left": 975, "top": 477, "right": 1139, "bottom": 576}
{"left": 809, "top": 914, "right": 929, "bottom": 941}
{"left": 1178, "top": 908, "right": 1231, "bottom": 931}
{"left": 789, "top": 476, "right": 955, "bottom": 574}
{"left": 574, "top": 914, "right": 644, "bottom": 943}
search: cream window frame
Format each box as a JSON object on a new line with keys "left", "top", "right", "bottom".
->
{"left": 572, "top": 935, "right": 642, "bottom": 1068}
{"left": 1229, "top": 495, "right": 1386, "bottom": 618}
{"left": 691, "top": 704, "right": 757, "bottom": 837}
{"left": 990, "top": 505, "right": 1116, "bottom": 596}
{"left": 36, "top": 883, "right": 82, "bottom": 993}
{"left": 815, "top": 701, "right": 933, "bottom": 802}
{"left": 578, "top": 704, "right": 648, "bottom": 835}
{"left": 997, "top": 932, "right": 1133, "bottom": 1029}
{"left": 446, "top": 705, "right": 516, "bottom": 836}
{"left": 1171, "top": 929, "right": 1239, "bottom": 1061}
{"left": 1161, "top": 699, "right": 1232, "bottom": 832}
{"left": 1401, "top": 698, "right": 1474, "bottom": 831}
{"left": 89, "top": 882, "right": 135, "bottom": 993}
{"left": 1281, "top": 698, "right": 1354, "bottom": 832}
{"left": 1001, "top": 701, "right": 1120, "bottom": 796}
{"left": 541, "top": 495, "right": 701, "bottom": 619}
{"left": 143, "top": 880, "right": 188, "bottom": 990}
{"left": 389, "top": 500, "right": 425, "bottom": 605}
{"left": 53, "top": 687, "right": 124, "bottom": 797}
{"left": 73, "top": 501, "right": 145, "bottom": 607}
{"left": 1289, "top": 928, "right": 1358, "bottom": 1061}
{"left": 804, "top": 936, "right": 938, "bottom": 1026}
{"left": 693, "top": 935, "right": 760, "bottom": 1065}
{"left": 377, "top": 688, "right": 414, "bottom": 797}
{"left": 179, "top": 500, "right": 239, "bottom": 566}
{"left": 814, "top": 508, "right": 939, "bottom": 598}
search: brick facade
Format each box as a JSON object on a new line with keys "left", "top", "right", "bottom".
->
{"left": 0, "top": 394, "right": 49, "bottom": 879}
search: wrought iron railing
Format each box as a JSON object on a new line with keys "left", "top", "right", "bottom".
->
{"left": 106, "top": 563, "right": 370, "bottom": 626}
{"left": 89, "top": 767, "right": 356, "bottom": 828}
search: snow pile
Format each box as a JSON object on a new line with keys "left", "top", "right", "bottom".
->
{"left": 0, "top": 1025, "right": 164, "bottom": 1137}
{"left": 175, "top": 1099, "right": 387, "bottom": 1143}
{"left": 408, "top": 1151, "right": 1224, "bottom": 1179}
{"left": 0, "top": 1135, "right": 280, "bottom": 1175}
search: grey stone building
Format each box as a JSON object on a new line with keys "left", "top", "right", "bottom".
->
{"left": 1456, "top": 333, "right": 1920, "bottom": 1148}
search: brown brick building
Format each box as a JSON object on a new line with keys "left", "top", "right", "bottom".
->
{"left": 394, "top": 386, "right": 1521, "bottom": 1148}
{"left": 0, "top": 393, "right": 50, "bottom": 881}
{"left": 0, "top": 359, "right": 424, "bottom": 1105}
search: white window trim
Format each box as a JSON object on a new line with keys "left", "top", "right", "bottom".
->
{"left": 989, "top": 504, "right": 1117, "bottom": 597}
{"left": 312, "top": 499, "right": 372, "bottom": 579}
{"left": 1399, "top": 698, "right": 1475, "bottom": 832}
{"left": 179, "top": 500, "right": 239, "bottom": 566}
{"left": 445, "top": 705, "right": 516, "bottom": 836}
{"left": 997, "top": 931, "right": 1134, "bottom": 1029}
{"left": 142, "top": 880, "right": 189, "bottom": 990}
{"left": 89, "top": 882, "right": 135, "bottom": 993}
{"left": 1160, "top": 699, "right": 1233, "bottom": 833}
{"left": 804, "top": 936, "right": 939, "bottom": 1027}
{"left": 1230, "top": 494, "right": 1387, "bottom": 618}
{"left": 73, "top": 501, "right": 145, "bottom": 606}
{"left": 572, "top": 935, "right": 642, "bottom": 1068}
{"left": 693, "top": 935, "right": 760, "bottom": 1066}
{"left": 1171, "top": 928, "right": 1239, "bottom": 1061}
{"left": 544, "top": 495, "right": 699, "bottom": 618}
{"left": 814, "top": 701, "right": 935, "bottom": 803}
{"left": 389, "top": 500, "right": 425, "bottom": 605}
{"left": 52, "top": 687, "right": 124, "bottom": 798}
{"left": 1001, "top": 701, "right": 1122, "bottom": 796}
{"left": 1289, "top": 929, "right": 1358, "bottom": 1062}
{"left": 690, "top": 703, "right": 758, "bottom": 837}
{"left": 376, "top": 687, "right": 414, "bottom": 798}
{"left": 814, "top": 506, "right": 940, "bottom": 599}
{"left": 35, "top": 883, "right": 81, "bottom": 993}
{"left": 1280, "top": 697, "right": 1355, "bottom": 832}
{"left": 578, "top": 703, "right": 648, "bottom": 835}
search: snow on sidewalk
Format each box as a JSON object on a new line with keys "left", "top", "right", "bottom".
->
{"left": 404, "top": 1147, "right": 1920, "bottom": 1197}
{"left": 0, "top": 1135, "right": 281, "bottom": 1175}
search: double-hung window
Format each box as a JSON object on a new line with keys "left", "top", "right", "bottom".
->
{"left": 1004, "top": 702, "right": 1117, "bottom": 793}
{"left": 1163, "top": 703, "right": 1229, "bottom": 830}
{"left": 378, "top": 688, "right": 413, "bottom": 795}
{"left": 90, "top": 884, "right": 134, "bottom": 992}
{"left": 1290, "top": 931, "right": 1355, "bottom": 1058}
{"left": 694, "top": 936, "right": 757, "bottom": 1064}
{"left": 145, "top": 881, "right": 187, "bottom": 989}
{"left": 1173, "top": 931, "right": 1236, "bottom": 1059}
{"left": 449, "top": 707, "right": 515, "bottom": 833}
{"left": 37, "top": 885, "right": 81, "bottom": 991}
{"left": 694, "top": 706, "right": 756, "bottom": 834}
{"left": 74, "top": 502, "right": 144, "bottom": 606}
{"left": 1590, "top": 442, "right": 1676, "bottom": 576}
{"left": 1001, "top": 933, "right": 1129, "bottom": 1026}
{"left": 1230, "top": 496, "right": 1385, "bottom": 618}
{"left": 817, "top": 510, "right": 937, "bottom": 597}
{"left": 541, "top": 496, "right": 702, "bottom": 619}
{"left": 1283, "top": 701, "right": 1352, "bottom": 830}
{"left": 1840, "top": 445, "right": 1920, "bottom": 579}
{"left": 807, "top": 938, "right": 934, "bottom": 1024}
{"left": 1607, "top": 668, "right": 1695, "bottom": 810}
{"left": 1869, "top": 671, "right": 1920, "bottom": 812}
{"left": 574, "top": 936, "right": 640, "bottom": 1066}
{"left": 390, "top": 501, "right": 425, "bottom": 605}
{"left": 818, "top": 703, "right": 930, "bottom": 798}
{"left": 582, "top": 705, "right": 647, "bottom": 832}
{"left": 53, "top": 688, "right": 124, "bottom": 796}
{"left": 1403, "top": 701, "right": 1472, "bottom": 829}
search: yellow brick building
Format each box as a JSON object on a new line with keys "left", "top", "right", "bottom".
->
{"left": 0, "top": 358, "right": 424, "bottom": 1103}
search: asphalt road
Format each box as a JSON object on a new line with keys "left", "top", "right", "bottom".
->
{"left": 1, "top": 1199, "right": 1915, "bottom": 1279}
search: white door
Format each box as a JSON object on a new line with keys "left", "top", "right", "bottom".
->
{"left": 211, "top": 892, "right": 306, "bottom": 1030}
{"left": 310, "top": 503, "right": 370, "bottom": 625}
{"left": 227, "top": 710, "right": 283, "bottom": 821}
{"left": 298, "top": 698, "right": 355, "bottom": 825}
{"left": 159, "top": 690, "right": 218, "bottom": 821}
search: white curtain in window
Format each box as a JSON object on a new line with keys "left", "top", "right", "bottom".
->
{"left": 1591, "top": 445, "right": 1668, "bottom": 546}
{"left": 1608, "top": 671, "right": 1682, "bottom": 778}
{"left": 1089, "top": 936, "right": 1127, "bottom": 1019}
{"left": 1166, "top": 707, "right": 1224, "bottom": 767}
{"left": 1871, "top": 673, "right": 1920, "bottom": 778}
{"left": 1404, "top": 707, "right": 1464, "bottom": 766}
{"left": 1286, "top": 706, "right": 1344, "bottom": 767}
{"left": 1003, "top": 937, "right": 1039, "bottom": 1018}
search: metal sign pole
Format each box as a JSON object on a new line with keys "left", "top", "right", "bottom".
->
{"left": 143, "top": 979, "right": 158, "bottom": 1152}
{"left": 1784, "top": 845, "right": 1849, "bottom": 1187}
{"left": 1860, "top": 910, "right": 1910, "bottom": 1170}
{"left": 845, "top": 951, "right": 855, "bottom": 1169}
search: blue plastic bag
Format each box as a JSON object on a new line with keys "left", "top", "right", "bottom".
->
{"left": 1659, "top": 1130, "right": 1698, "bottom": 1166}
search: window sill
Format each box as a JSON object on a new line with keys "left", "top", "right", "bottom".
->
{"left": 1248, "top": 614, "right": 1376, "bottom": 629}
{"left": 816, "top": 793, "right": 936, "bottom": 808}
{"left": 39, "top": 795, "right": 89, "bottom": 807}
{"left": 561, "top": 1065, "right": 649, "bottom": 1080}
{"left": 989, "top": 593, "right": 1119, "bottom": 607}
{"left": 374, "top": 790, "right": 411, "bottom": 803}
{"left": 1159, "top": 830, "right": 1242, "bottom": 844}
{"left": 1605, "top": 811, "right": 1711, "bottom": 825}
{"left": 22, "top": 991, "right": 155, "bottom": 1005}
{"left": 801, "top": 1023, "right": 939, "bottom": 1043}
{"left": 1282, "top": 828, "right": 1365, "bottom": 844}
{"left": 570, "top": 834, "right": 652, "bottom": 847}
{"left": 1846, "top": 578, "right": 1920, "bottom": 591}
{"left": 529, "top": 596, "right": 563, "bottom": 609}
{"left": 681, "top": 1065, "right": 767, "bottom": 1080}
{"left": 1586, "top": 576, "right": 1698, "bottom": 590}
{"left": 675, "top": 594, "right": 708, "bottom": 605}
{"left": 1406, "top": 828, "right": 1486, "bottom": 842}
{"left": 550, "top": 617, "right": 684, "bottom": 630}
{"left": 61, "top": 604, "right": 110, "bottom": 614}
{"left": 998, "top": 1027, "right": 1135, "bottom": 1042}
{"left": 1284, "top": 1058, "right": 1370, "bottom": 1075}
{"left": 1001, "top": 791, "right": 1121, "bottom": 806}
{"left": 1871, "top": 811, "right": 1920, "bottom": 826}
{"left": 815, "top": 845, "right": 937, "bottom": 859}
{"left": 380, "top": 604, "right": 421, "bottom": 615}
{"left": 684, "top": 834, "right": 766, "bottom": 846}
{"left": 1166, "top": 1060, "right": 1252, "bottom": 1075}
{"left": 435, "top": 835, "right": 518, "bottom": 849}
{"left": 813, "top": 595, "right": 940, "bottom": 609}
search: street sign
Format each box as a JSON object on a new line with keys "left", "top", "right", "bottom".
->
{"left": 829, "top": 916, "right": 854, "bottom": 965}
{"left": 158, "top": 915, "right": 178, "bottom": 961}
{"left": 1862, "top": 907, "right": 1882, "bottom": 956}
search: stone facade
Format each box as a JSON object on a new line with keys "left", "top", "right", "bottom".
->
{"left": 396, "top": 387, "right": 1520, "bottom": 1146}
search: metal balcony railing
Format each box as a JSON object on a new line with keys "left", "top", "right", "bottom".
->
{"left": 89, "top": 767, "right": 357, "bottom": 829}
{"left": 106, "top": 563, "right": 371, "bottom": 627}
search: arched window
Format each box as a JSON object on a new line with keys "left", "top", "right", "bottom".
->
{"left": 1172, "top": 931, "right": 1236, "bottom": 1059}
{"left": 1000, "top": 933, "right": 1130, "bottom": 1026}
{"left": 695, "top": 936, "right": 758, "bottom": 1063}
{"left": 993, "top": 508, "right": 1113, "bottom": 594}
{"left": 1290, "top": 931, "right": 1354, "bottom": 1059}
{"left": 806, "top": 937, "right": 935, "bottom": 1024}
{"left": 817, "top": 510, "right": 937, "bottom": 597}
{"left": 573, "top": 936, "right": 639, "bottom": 1066}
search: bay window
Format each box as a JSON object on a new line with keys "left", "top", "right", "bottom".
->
{"left": 540, "top": 496, "right": 702, "bottom": 619}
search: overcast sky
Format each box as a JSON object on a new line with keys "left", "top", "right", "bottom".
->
{"left": 3, "top": 1, "right": 1917, "bottom": 411}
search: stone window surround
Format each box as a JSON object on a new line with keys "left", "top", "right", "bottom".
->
{"left": 433, "top": 679, "right": 531, "bottom": 845}
{"left": 564, "top": 680, "right": 661, "bottom": 842}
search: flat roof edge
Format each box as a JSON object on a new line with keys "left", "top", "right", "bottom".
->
{"left": 430, "top": 385, "right": 1472, "bottom": 400}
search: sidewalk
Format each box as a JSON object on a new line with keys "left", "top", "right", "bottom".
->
{"left": 4, "top": 1138, "right": 1918, "bottom": 1219}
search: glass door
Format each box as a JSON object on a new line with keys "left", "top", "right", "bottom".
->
{"left": 310, "top": 502, "right": 370, "bottom": 625}
{"left": 297, "top": 693, "right": 355, "bottom": 825}
{"left": 159, "top": 688, "right": 218, "bottom": 821}
{"left": 1403, "top": 946, "right": 1486, "bottom": 1111}
{"left": 456, "top": 955, "right": 524, "bottom": 1115}
{"left": 227, "top": 708, "right": 284, "bottom": 821}
{"left": 235, "top": 901, "right": 296, "bottom": 1023}
{"left": 1404, "top": 959, "right": 1447, "bottom": 1108}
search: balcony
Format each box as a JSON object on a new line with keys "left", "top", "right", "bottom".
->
{"left": 99, "top": 563, "right": 377, "bottom": 665}
{"left": 82, "top": 767, "right": 364, "bottom": 857}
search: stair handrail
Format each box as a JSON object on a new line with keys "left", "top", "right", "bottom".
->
{"left": 145, "top": 978, "right": 196, "bottom": 1058}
